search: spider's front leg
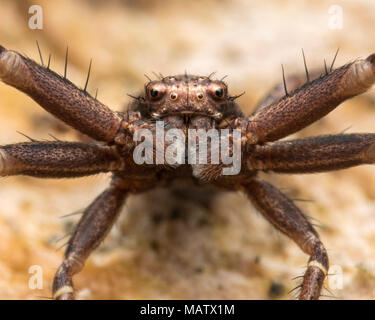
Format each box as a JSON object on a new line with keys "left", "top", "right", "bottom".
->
{"left": 247, "top": 54, "right": 375, "bottom": 143}
{"left": 0, "top": 141, "right": 123, "bottom": 178}
{"left": 252, "top": 70, "right": 322, "bottom": 113}
{"left": 52, "top": 178, "right": 127, "bottom": 300}
{"left": 0, "top": 45, "right": 121, "bottom": 142}
{"left": 244, "top": 179, "right": 328, "bottom": 300}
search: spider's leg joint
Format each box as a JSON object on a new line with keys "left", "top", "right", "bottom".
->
{"left": 308, "top": 260, "right": 327, "bottom": 276}
{"left": 364, "top": 141, "right": 375, "bottom": 161}
{"left": 53, "top": 285, "right": 74, "bottom": 300}
{"left": 350, "top": 56, "right": 375, "bottom": 88}
{"left": 0, "top": 149, "right": 6, "bottom": 175}
{"left": 0, "top": 49, "right": 21, "bottom": 80}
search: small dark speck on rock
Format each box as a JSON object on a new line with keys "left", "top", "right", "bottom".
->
{"left": 268, "top": 281, "right": 285, "bottom": 298}
{"left": 194, "top": 267, "right": 204, "bottom": 273}
{"left": 150, "top": 240, "right": 160, "bottom": 251}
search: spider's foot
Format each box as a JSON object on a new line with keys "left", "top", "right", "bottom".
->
{"left": 52, "top": 255, "right": 82, "bottom": 300}
{"left": 53, "top": 285, "right": 75, "bottom": 300}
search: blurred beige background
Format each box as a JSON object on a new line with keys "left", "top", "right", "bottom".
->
{"left": 1, "top": 0, "right": 375, "bottom": 299}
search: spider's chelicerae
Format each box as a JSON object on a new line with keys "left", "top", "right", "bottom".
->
{"left": 1, "top": 44, "right": 375, "bottom": 300}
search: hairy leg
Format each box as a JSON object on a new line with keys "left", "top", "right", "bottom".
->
{"left": 252, "top": 70, "right": 322, "bottom": 113}
{"left": 53, "top": 180, "right": 127, "bottom": 300}
{"left": 0, "top": 45, "right": 121, "bottom": 142}
{"left": 246, "top": 54, "right": 375, "bottom": 143}
{"left": 244, "top": 178, "right": 328, "bottom": 300}
{"left": 0, "top": 141, "right": 122, "bottom": 178}
{"left": 248, "top": 133, "right": 375, "bottom": 173}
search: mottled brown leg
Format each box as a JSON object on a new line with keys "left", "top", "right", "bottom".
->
{"left": 248, "top": 134, "right": 375, "bottom": 173}
{"left": 244, "top": 179, "right": 328, "bottom": 300}
{"left": 253, "top": 70, "right": 322, "bottom": 113}
{"left": 0, "top": 45, "right": 121, "bottom": 142}
{"left": 0, "top": 142, "right": 122, "bottom": 178}
{"left": 52, "top": 181, "right": 127, "bottom": 300}
{"left": 247, "top": 54, "right": 375, "bottom": 143}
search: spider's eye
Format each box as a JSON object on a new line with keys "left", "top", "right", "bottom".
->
{"left": 147, "top": 83, "right": 167, "bottom": 100}
{"left": 215, "top": 88, "right": 223, "bottom": 98}
{"left": 208, "top": 83, "right": 226, "bottom": 100}
{"left": 150, "top": 89, "right": 159, "bottom": 97}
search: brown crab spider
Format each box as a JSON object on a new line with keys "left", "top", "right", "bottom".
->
{"left": 1, "top": 44, "right": 375, "bottom": 299}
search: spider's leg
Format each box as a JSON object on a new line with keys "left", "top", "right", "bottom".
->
{"left": 248, "top": 134, "right": 375, "bottom": 173}
{"left": 0, "top": 141, "right": 122, "bottom": 178}
{"left": 0, "top": 45, "right": 121, "bottom": 142}
{"left": 244, "top": 178, "right": 328, "bottom": 300}
{"left": 252, "top": 70, "right": 321, "bottom": 114}
{"left": 53, "top": 179, "right": 127, "bottom": 300}
{"left": 247, "top": 54, "right": 375, "bottom": 143}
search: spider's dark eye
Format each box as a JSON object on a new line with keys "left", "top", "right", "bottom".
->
{"left": 147, "top": 83, "right": 167, "bottom": 100}
{"left": 208, "top": 83, "right": 226, "bottom": 100}
{"left": 150, "top": 89, "right": 158, "bottom": 97}
{"left": 215, "top": 88, "right": 224, "bottom": 98}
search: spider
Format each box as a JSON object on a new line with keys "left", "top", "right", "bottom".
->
{"left": 1, "top": 44, "right": 375, "bottom": 300}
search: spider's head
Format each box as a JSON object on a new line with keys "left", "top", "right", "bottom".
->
{"left": 143, "top": 74, "right": 233, "bottom": 122}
